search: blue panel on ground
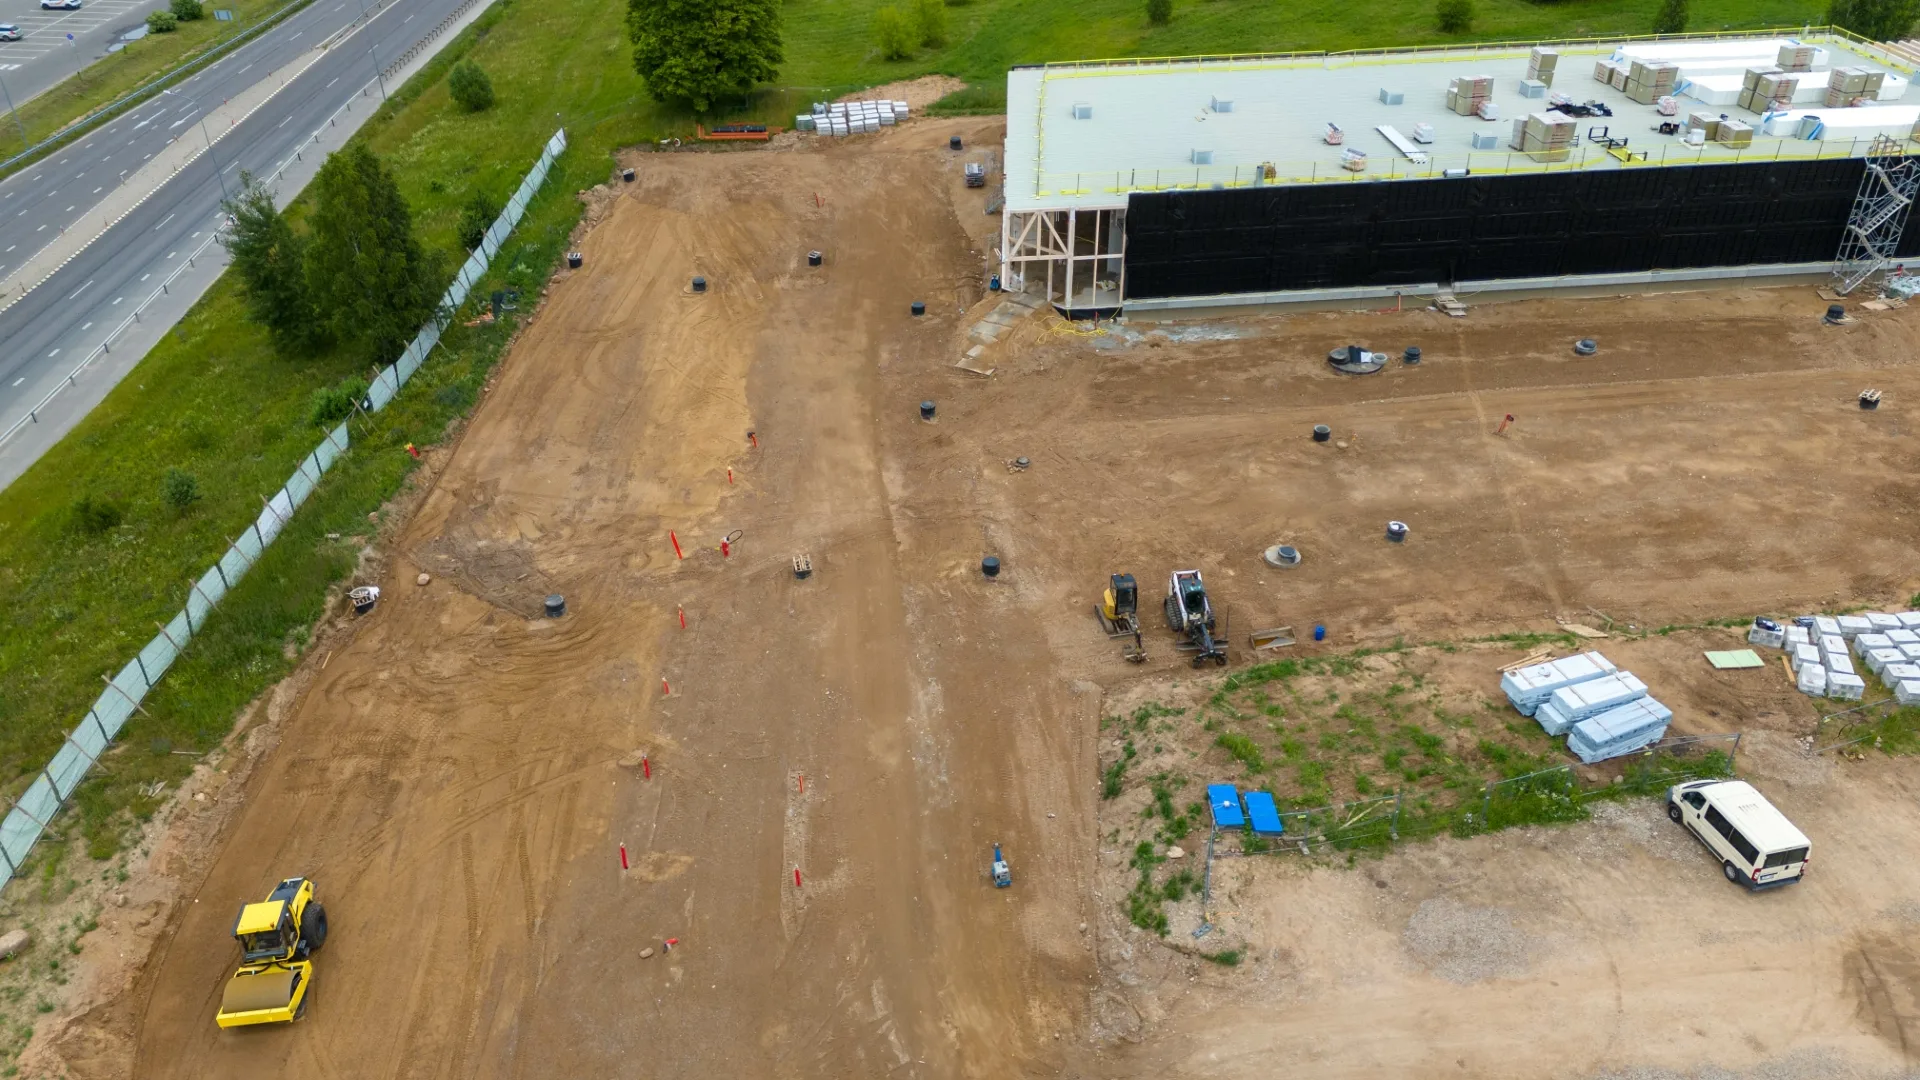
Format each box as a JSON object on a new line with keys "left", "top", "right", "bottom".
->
{"left": 1243, "top": 791, "right": 1284, "bottom": 835}
{"left": 1207, "top": 784, "right": 1244, "bottom": 828}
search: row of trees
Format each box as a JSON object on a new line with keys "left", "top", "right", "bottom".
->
{"left": 225, "top": 145, "right": 442, "bottom": 362}
{"left": 1433, "top": 0, "right": 1917, "bottom": 43}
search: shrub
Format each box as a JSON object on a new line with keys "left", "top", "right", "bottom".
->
{"left": 456, "top": 189, "right": 502, "bottom": 252}
{"left": 146, "top": 9, "right": 178, "bottom": 32}
{"left": 307, "top": 377, "right": 369, "bottom": 427}
{"left": 914, "top": 0, "right": 947, "bottom": 46}
{"left": 170, "top": 0, "right": 203, "bottom": 19}
{"left": 448, "top": 60, "right": 496, "bottom": 112}
{"left": 1216, "top": 731, "right": 1266, "bottom": 773}
{"left": 1650, "top": 0, "right": 1687, "bottom": 33}
{"left": 873, "top": 6, "right": 913, "bottom": 60}
{"left": 70, "top": 496, "right": 123, "bottom": 534}
{"left": 161, "top": 468, "right": 201, "bottom": 511}
{"left": 1436, "top": 0, "right": 1472, "bottom": 31}
{"left": 1146, "top": 0, "right": 1171, "bottom": 24}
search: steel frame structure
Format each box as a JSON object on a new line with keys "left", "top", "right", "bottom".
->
{"left": 1830, "top": 136, "right": 1920, "bottom": 296}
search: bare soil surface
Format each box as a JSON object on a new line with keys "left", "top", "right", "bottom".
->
{"left": 27, "top": 114, "right": 1920, "bottom": 1079}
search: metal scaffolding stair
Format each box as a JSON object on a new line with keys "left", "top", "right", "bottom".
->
{"left": 1830, "top": 136, "right": 1920, "bottom": 296}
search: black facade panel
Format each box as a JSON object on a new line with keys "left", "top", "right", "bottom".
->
{"left": 1124, "top": 158, "right": 1891, "bottom": 299}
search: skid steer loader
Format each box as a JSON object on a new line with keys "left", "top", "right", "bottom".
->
{"left": 1165, "top": 570, "right": 1228, "bottom": 668}
{"left": 216, "top": 877, "right": 328, "bottom": 1028}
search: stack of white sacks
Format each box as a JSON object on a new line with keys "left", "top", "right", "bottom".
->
{"left": 1752, "top": 611, "right": 1920, "bottom": 704}
{"left": 1501, "top": 651, "right": 1673, "bottom": 763}
{"left": 799, "top": 99, "right": 911, "bottom": 137}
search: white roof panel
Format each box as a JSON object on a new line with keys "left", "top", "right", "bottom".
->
{"left": 1002, "top": 33, "right": 1919, "bottom": 213}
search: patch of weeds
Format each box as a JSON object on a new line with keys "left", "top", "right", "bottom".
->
{"left": 1101, "top": 739, "right": 1137, "bottom": 799}
{"left": 1216, "top": 732, "right": 1266, "bottom": 773}
{"left": 1202, "top": 948, "right": 1243, "bottom": 966}
{"left": 1161, "top": 868, "right": 1198, "bottom": 901}
{"left": 1471, "top": 630, "right": 1579, "bottom": 651}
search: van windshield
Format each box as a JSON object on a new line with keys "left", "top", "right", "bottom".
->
{"left": 1763, "top": 847, "right": 1809, "bottom": 868}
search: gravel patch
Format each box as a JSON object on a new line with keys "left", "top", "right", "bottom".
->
{"left": 1882, "top": 898, "right": 1920, "bottom": 924}
{"left": 1586, "top": 1046, "right": 1920, "bottom": 1079}
{"left": 1571, "top": 799, "right": 1697, "bottom": 864}
{"left": 1401, "top": 898, "right": 1532, "bottom": 983}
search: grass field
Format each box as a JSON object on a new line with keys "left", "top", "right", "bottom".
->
{"left": 0, "top": 0, "right": 304, "bottom": 166}
{"left": 0, "top": 0, "right": 1835, "bottom": 872}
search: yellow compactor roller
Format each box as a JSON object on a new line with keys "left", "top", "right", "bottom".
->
{"left": 216, "top": 877, "right": 328, "bottom": 1028}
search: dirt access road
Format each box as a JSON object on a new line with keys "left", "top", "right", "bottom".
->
{"left": 43, "top": 110, "right": 1920, "bottom": 1080}
{"left": 93, "top": 117, "right": 1094, "bottom": 1079}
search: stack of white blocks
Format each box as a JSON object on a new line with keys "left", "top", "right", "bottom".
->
{"left": 806, "top": 99, "right": 911, "bottom": 137}
{"left": 1501, "top": 651, "right": 1672, "bottom": 762}
{"left": 1755, "top": 611, "right": 1920, "bottom": 702}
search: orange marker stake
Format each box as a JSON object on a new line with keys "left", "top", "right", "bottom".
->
{"left": 670, "top": 531, "right": 683, "bottom": 559}
{"left": 661, "top": 677, "right": 671, "bottom": 696}
{"left": 619, "top": 844, "right": 629, "bottom": 870}
{"left": 794, "top": 867, "right": 803, "bottom": 888}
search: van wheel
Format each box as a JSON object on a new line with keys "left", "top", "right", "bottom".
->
{"left": 1667, "top": 801, "right": 1683, "bottom": 823}
{"left": 1723, "top": 861, "right": 1741, "bottom": 884}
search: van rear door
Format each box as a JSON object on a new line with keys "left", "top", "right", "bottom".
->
{"left": 1754, "top": 845, "right": 1809, "bottom": 885}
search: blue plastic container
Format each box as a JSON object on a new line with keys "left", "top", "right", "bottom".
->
{"left": 1313, "top": 624, "right": 1326, "bottom": 642}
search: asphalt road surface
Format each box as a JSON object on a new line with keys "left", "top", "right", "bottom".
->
{"left": 0, "top": 0, "right": 474, "bottom": 451}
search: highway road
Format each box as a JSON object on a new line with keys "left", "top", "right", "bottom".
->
{"left": 0, "top": 0, "right": 481, "bottom": 478}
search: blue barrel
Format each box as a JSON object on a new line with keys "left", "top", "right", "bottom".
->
{"left": 1313, "top": 624, "right": 1326, "bottom": 642}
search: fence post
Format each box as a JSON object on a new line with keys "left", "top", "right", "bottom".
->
{"left": 1390, "top": 790, "right": 1402, "bottom": 840}
{"left": 1730, "top": 731, "right": 1741, "bottom": 772}
{"left": 89, "top": 710, "right": 111, "bottom": 747}
{"left": 1480, "top": 779, "right": 1494, "bottom": 831}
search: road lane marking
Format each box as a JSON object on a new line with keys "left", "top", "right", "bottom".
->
{"left": 92, "top": 186, "right": 101, "bottom": 193}
{"left": 154, "top": 212, "right": 174, "bottom": 230}
{"left": 140, "top": 273, "right": 150, "bottom": 280}
{"left": 166, "top": 250, "right": 176, "bottom": 258}
{"left": 326, "top": 76, "right": 338, "bottom": 87}
{"left": 80, "top": 321, "right": 91, "bottom": 330}
{"left": 67, "top": 279, "right": 92, "bottom": 300}
{"left": 112, "top": 296, "right": 122, "bottom": 304}
{"left": 10, "top": 378, "right": 22, "bottom": 387}
{"left": 47, "top": 348, "right": 58, "bottom": 357}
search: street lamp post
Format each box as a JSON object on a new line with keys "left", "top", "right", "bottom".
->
{"left": 351, "top": 0, "right": 386, "bottom": 99}
{"left": 0, "top": 69, "right": 26, "bottom": 148}
{"left": 162, "top": 88, "right": 230, "bottom": 200}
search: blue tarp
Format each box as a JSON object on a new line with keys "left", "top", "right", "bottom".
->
{"left": 1207, "top": 784, "right": 1244, "bottom": 828}
{"left": 1243, "top": 791, "right": 1284, "bottom": 835}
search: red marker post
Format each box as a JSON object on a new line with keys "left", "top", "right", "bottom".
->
{"left": 642, "top": 756, "right": 651, "bottom": 780}
{"left": 727, "top": 467, "right": 734, "bottom": 485}
{"left": 620, "top": 844, "right": 629, "bottom": 871}
{"left": 661, "top": 677, "right": 671, "bottom": 696}
{"left": 670, "top": 531, "right": 683, "bottom": 559}
{"left": 677, "top": 605, "right": 686, "bottom": 629}
{"left": 794, "top": 868, "right": 803, "bottom": 888}
{"left": 1495, "top": 413, "right": 1515, "bottom": 436}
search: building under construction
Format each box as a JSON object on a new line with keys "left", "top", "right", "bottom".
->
{"left": 998, "top": 30, "right": 1920, "bottom": 313}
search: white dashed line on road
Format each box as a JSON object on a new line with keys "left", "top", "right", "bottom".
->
{"left": 67, "top": 279, "right": 92, "bottom": 300}
{"left": 80, "top": 321, "right": 91, "bottom": 330}
{"left": 155, "top": 212, "right": 173, "bottom": 230}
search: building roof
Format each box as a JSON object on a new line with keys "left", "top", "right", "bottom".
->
{"left": 1004, "top": 32, "right": 1920, "bottom": 212}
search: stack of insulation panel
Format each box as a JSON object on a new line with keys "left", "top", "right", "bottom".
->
{"left": 1446, "top": 75, "right": 1494, "bottom": 116}
{"left": 1625, "top": 59, "right": 1679, "bottom": 104}
{"left": 1527, "top": 47, "right": 1558, "bottom": 88}
{"left": 1753, "top": 611, "right": 1920, "bottom": 700}
{"left": 1535, "top": 672, "right": 1652, "bottom": 737}
{"left": 1567, "top": 697, "right": 1676, "bottom": 764}
{"left": 1501, "top": 651, "right": 1618, "bottom": 716}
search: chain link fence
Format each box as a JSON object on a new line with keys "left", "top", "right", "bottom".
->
{"left": 0, "top": 127, "right": 567, "bottom": 895}
{"left": 1210, "top": 732, "right": 1742, "bottom": 861}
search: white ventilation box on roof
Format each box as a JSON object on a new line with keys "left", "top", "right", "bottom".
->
{"left": 1378, "top": 88, "right": 1403, "bottom": 105}
{"left": 1072, "top": 102, "right": 1092, "bottom": 119}
{"left": 1191, "top": 149, "right": 1213, "bottom": 164}
{"left": 1211, "top": 96, "right": 1234, "bottom": 112}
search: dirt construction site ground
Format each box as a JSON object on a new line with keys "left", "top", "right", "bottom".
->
{"left": 28, "top": 115, "right": 1920, "bottom": 1079}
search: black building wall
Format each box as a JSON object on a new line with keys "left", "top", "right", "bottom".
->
{"left": 1122, "top": 157, "right": 1920, "bottom": 300}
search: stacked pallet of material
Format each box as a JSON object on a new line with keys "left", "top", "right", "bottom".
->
{"left": 1625, "top": 60, "right": 1679, "bottom": 105}
{"left": 1716, "top": 118, "right": 1754, "bottom": 147}
{"left": 1778, "top": 43, "right": 1817, "bottom": 72}
{"left": 1517, "top": 110, "right": 1576, "bottom": 160}
{"left": 1678, "top": 75, "right": 1744, "bottom": 106}
{"left": 1446, "top": 74, "right": 1494, "bottom": 116}
{"left": 1826, "top": 67, "right": 1880, "bottom": 108}
{"left": 1739, "top": 69, "right": 1797, "bottom": 113}
{"left": 1536, "top": 672, "right": 1650, "bottom": 737}
{"left": 1595, "top": 59, "right": 1628, "bottom": 88}
{"left": 1567, "top": 697, "right": 1675, "bottom": 764}
{"left": 811, "top": 99, "right": 910, "bottom": 137}
{"left": 1753, "top": 612, "right": 1920, "bottom": 699}
{"left": 1687, "top": 111, "right": 1723, "bottom": 139}
{"left": 1501, "top": 651, "right": 1618, "bottom": 716}
{"left": 1527, "top": 47, "right": 1558, "bottom": 88}
{"left": 1765, "top": 104, "right": 1920, "bottom": 140}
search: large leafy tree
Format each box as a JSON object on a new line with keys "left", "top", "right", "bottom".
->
{"left": 626, "top": 0, "right": 782, "bottom": 112}
{"left": 223, "top": 174, "right": 324, "bottom": 355}
{"left": 1828, "top": 0, "right": 1920, "bottom": 40}
{"left": 304, "top": 144, "right": 440, "bottom": 364}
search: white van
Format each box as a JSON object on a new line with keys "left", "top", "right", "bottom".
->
{"left": 1666, "top": 780, "right": 1811, "bottom": 890}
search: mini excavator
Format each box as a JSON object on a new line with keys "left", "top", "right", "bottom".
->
{"left": 1095, "top": 573, "right": 1147, "bottom": 663}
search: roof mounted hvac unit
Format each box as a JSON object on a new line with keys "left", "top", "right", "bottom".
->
{"left": 1211, "top": 96, "right": 1234, "bottom": 113}
{"left": 1072, "top": 102, "right": 1092, "bottom": 119}
{"left": 1191, "top": 149, "right": 1214, "bottom": 164}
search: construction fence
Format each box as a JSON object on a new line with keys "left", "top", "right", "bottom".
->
{"left": 1220, "top": 732, "right": 1742, "bottom": 857}
{"left": 0, "top": 127, "right": 568, "bottom": 896}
